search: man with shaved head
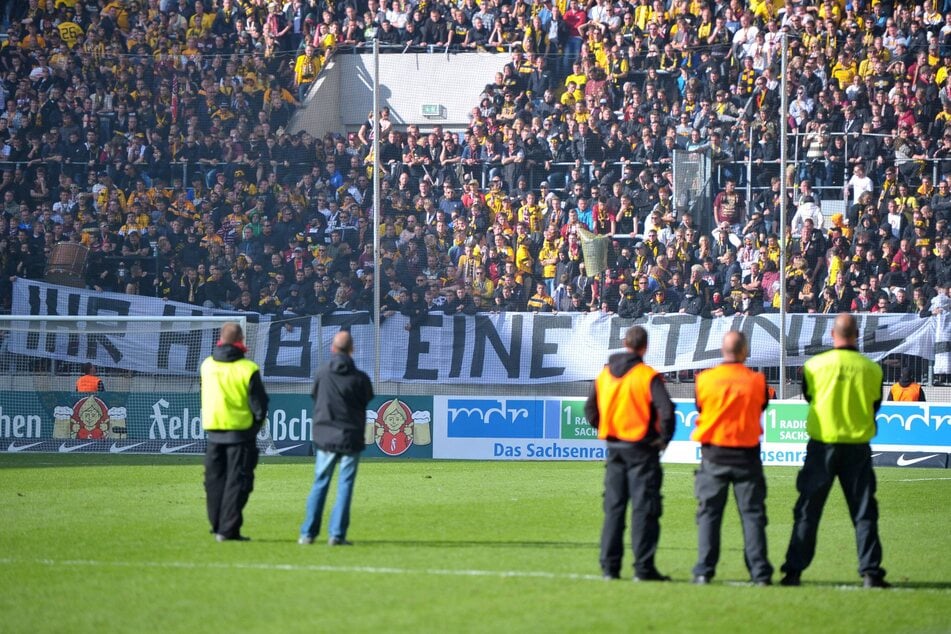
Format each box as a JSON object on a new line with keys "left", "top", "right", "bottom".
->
{"left": 585, "top": 325, "right": 675, "bottom": 582}
{"left": 781, "top": 314, "right": 889, "bottom": 588}
{"left": 299, "top": 329, "right": 374, "bottom": 546}
{"left": 690, "top": 331, "right": 772, "bottom": 585}
{"left": 201, "top": 321, "right": 269, "bottom": 542}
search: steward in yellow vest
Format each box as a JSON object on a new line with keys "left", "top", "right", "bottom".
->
{"left": 200, "top": 322, "right": 269, "bottom": 542}
{"left": 781, "top": 314, "right": 888, "bottom": 588}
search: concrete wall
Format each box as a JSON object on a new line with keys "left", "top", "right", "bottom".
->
{"left": 288, "top": 57, "right": 343, "bottom": 138}
{"left": 288, "top": 52, "right": 509, "bottom": 137}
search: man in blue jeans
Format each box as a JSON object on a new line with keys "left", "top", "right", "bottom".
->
{"left": 299, "top": 330, "right": 374, "bottom": 546}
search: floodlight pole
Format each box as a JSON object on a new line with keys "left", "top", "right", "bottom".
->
{"left": 372, "top": 38, "right": 381, "bottom": 386}
{"left": 779, "top": 31, "right": 789, "bottom": 399}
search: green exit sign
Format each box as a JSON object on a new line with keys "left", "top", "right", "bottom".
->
{"left": 421, "top": 104, "right": 444, "bottom": 117}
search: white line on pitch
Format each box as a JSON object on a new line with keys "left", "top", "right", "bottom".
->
{"left": 893, "top": 477, "right": 951, "bottom": 482}
{"left": 0, "top": 557, "right": 603, "bottom": 582}
{"left": 1, "top": 558, "right": 949, "bottom": 592}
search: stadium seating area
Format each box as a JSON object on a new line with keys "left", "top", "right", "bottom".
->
{"left": 2, "top": 0, "right": 951, "bottom": 321}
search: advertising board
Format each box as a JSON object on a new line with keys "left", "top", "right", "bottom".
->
{"left": 0, "top": 392, "right": 433, "bottom": 459}
{"left": 433, "top": 398, "right": 951, "bottom": 467}
{"left": 2, "top": 391, "right": 947, "bottom": 466}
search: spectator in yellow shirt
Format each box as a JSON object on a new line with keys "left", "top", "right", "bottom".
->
{"left": 294, "top": 44, "right": 323, "bottom": 102}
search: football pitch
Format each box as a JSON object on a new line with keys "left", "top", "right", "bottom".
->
{"left": 1, "top": 455, "right": 949, "bottom": 633}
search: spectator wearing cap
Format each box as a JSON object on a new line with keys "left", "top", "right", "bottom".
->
{"left": 155, "top": 266, "right": 177, "bottom": 300}
{"left": 646, "top": 287, "right": 674, "bottom": 315}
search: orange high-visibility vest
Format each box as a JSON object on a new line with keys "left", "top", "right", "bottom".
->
{"left": 889, "top": 382, "right": 921, "bottom": 402}
{"left": 595, "top": 362, "right": 659, "bottom": 442}
{"left": 692, "top": 363, "right": 766, "bottom": 448}
{"left": 76, "top": 375, "right": 102, "bottom": 392}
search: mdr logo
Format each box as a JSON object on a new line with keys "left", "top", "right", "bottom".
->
{"left": 873, "top": 404, "right": 951, "bottom": 448}
{"left": 444, "top": 398, "right": 544, "bottom": 439}
{"left": 434, "top": 396, "right": 605, "bottom": 460}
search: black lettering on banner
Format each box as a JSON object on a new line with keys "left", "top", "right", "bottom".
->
{"left": 64, "top": 292, "right": 82, "bottom": 357}
{"left": 45, "top": 285, "right": 58, "bottom": 316}
{"left": 157, "top": 304, "right": 207, "bottom": 372}
{"left": 403, "top": 313, "right": 441, "bottom": 380}
{"left": 322, "top": 312, "right": 371, "bottom": 330}
{"left": 652, "top": 314, "right": 696, "bottom": 366}
{"left": 804, "top": 314, "right": 835, "bottom": 356}
{"left": 530, "top": 314, "right": 570, "bottom": 379}
{"left": 27, "top": 282, "right": 41, "bottom": 316}
{"left": 85, "top": 297, "right": 131, "bottom": 362}
{"left": 787, "top": 314, "right": 805, "bottom": 357}
{"left": 320, "top": 311, "right": 372, "bottom": 373}
{"left": 263, "top": 316, "right": 316, "bottom": 378}
{"left": 25, "top": 283, "right": 44, "bottom": 351}
{"left": 931, "top": 318, "right": 951, "bottom": 372}
{"left": 23, "top": 284, "right": 83, "bottom": 357}
{"left": 44, "top": 291, "right": 83, "bottom": 357}
{"left": 738, "top": 315, "right": 780, "bottom": 353}
{"left": 449, "top": 315, "right": 466, "bottom": 378}
{"left": 860, "top": 315, "right": 909, "bottom": 355}
{"left": 859, "top": 314, "right": 880, "bottom": 353}
{"left": 692, "top": 318, "right": 723, "bottom": 364}
{"left": 239, "top": 312, "right": 261, "bottom": 325}
{"left": 471, "top": 314, "right": 522, "bottom": 379}
{"left": 608, "top": 316, "right": 642, "bottom": 350}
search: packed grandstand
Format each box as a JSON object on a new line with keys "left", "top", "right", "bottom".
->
{"left": 1, "top": 0, "right": 950, "bottom": 324}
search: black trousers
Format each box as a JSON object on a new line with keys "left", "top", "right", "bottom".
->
{"left": 204, "top": 440, "right": 259, "bottom": 538}
{"left": 782, "top": 441, "right": 885, "bottom": 578}
{"left": 693, "top": 459, "right": 773, "bottom": 582}
{"left": 600, "top": 444, "right": 663, "bottom": 578}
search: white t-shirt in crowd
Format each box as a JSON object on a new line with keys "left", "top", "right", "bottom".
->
{"left": 847, "top": 174, "right": 873, "bottom": 204}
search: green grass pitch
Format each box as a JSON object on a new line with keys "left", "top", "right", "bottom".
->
{"left": 1, "top": 455, "right": 949, "bottom": 633}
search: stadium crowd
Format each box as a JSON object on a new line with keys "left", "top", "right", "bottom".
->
{"left": 2, "top": 0, "right": 951, "bottom": 322}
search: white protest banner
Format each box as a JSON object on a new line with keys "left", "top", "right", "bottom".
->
{"left": 11, "top": 279, "right": 937, "bottom": 384}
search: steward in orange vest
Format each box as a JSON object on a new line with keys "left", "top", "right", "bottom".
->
{"left": 690, "top": 330, "right": 773, "bottom": 585}
{"left": 584, "top": 325, "right": 674, "bottom": 582}
{"left": 76, "top": 363, "right": 105, "bottom": 392}
{"left": 888, "top": 367, "right": 925, "bottom": 402}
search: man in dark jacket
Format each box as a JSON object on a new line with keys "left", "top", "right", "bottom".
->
{"left": 201, "top": 322, "right": 269, "bottom": 542}
{"left": 299, "top": 330, "right": 374, "bottom": 546}
{"left": 585, "top": 326, "right": 675, "bottom": 581}
{"left": 421, "top": 7, "right": 448, "bottom": 45}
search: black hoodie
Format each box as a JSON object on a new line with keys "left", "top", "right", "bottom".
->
{"left": 311, "top": 353, "right": 374, "bottom": 454}
{"left": 584, "top": 352, "right": 675, "bottom": 449}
